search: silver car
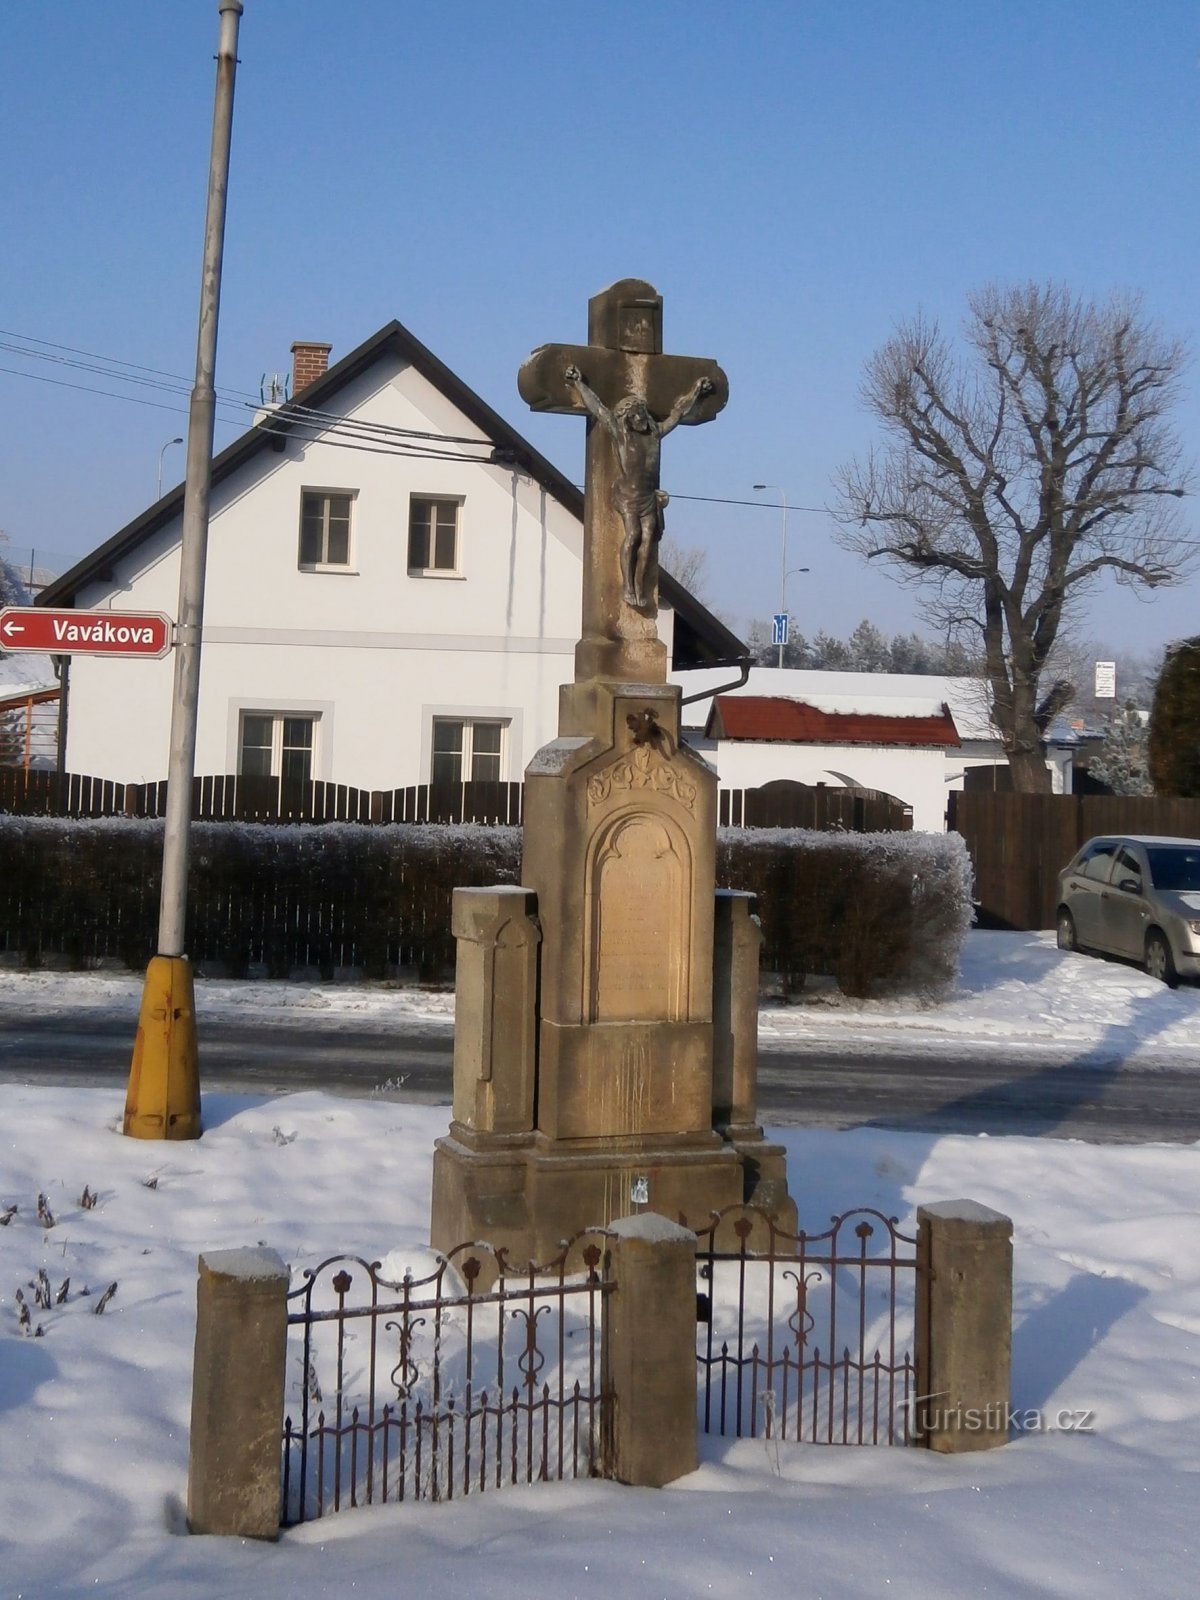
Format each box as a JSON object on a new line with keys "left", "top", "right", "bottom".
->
{"left": 1055, "top": 835, "right": 1200, "bottom": 986}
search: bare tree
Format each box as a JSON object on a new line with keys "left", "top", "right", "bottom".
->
{"left": 658, "top": 537, "right": 711, "bottom": 605}
{"left": 835, "top": 284, "right": 1193, "bottom": 790}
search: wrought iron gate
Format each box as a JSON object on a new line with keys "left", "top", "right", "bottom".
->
{"left": 695, "top": 1206, "right": 919, "bottom": 1445}
{"left": 281, "top": 1234, "right": 612, "bottom": 1524}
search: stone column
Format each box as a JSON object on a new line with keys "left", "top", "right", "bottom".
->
{"left": 187, "top": 1247, "right": 289, "bottom": 1537}
{"left": 450, "top": 886, "right": 540, "bottom": 1135}
{"left": 601, "top": 1214, "right": 698, "bottom": 1486}
{"left": 915, "top": 1200, "right": 1013, "bottom": 1453}
{"left": 712, "top": 889, "right": 762, "bottom": 1130}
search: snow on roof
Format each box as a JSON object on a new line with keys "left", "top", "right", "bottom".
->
{"left": 0, "top": 650, "right": 57, "bottom": 694}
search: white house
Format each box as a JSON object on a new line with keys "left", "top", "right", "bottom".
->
{"left": 40, "top": 323, "right": 743, "bottom": 791}
{"left": 670, "top": 667, "right": 1075, "bottom": 832}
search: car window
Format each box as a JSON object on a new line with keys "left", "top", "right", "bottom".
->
{"left": 1113, "top": 847, "right": 1143, "bottom": 892}
{"left": 1146, "top": 846, "right": 1200, "bottom": 892}
{"left": 1079, "top": 843, "right": 1118, "bottom": 883}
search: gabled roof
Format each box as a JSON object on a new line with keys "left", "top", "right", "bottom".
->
{"left": 39, "top": 319, "right": 744, "bottom": 667}
{"left": 706, "top": 694, "right": 961, "bottom": 748}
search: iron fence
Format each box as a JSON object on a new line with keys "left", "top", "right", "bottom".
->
{"left": 696, "top": 1206, "right": 919, "bottom": 1446}
{"left": 281, "top": 1234, "right": 612, "bottom": 1525}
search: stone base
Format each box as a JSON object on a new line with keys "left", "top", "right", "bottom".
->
{"left": 721, "top": 1128, "right": 799, "bottom": 1239}
{"left": 431, "top": 1126, "right": 757, "bottom": 1268}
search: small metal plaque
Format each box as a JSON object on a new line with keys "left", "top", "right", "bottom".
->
{"left": 630, "top": 1175, "right": 650, "bottom": 1205}
{"left": 617, "top": 299, "right": 662, "bottom": 354}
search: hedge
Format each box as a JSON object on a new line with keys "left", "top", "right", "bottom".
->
{"left": 0, "top": 816, "right": 972, "bottom": 998}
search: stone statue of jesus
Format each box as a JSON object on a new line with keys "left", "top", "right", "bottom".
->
{"left": 564, "top": 363, "right": 714, "bottom": 609}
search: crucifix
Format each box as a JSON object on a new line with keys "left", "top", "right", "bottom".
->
{"left": 518, "top": 279, "right": 728, "bottom": 684}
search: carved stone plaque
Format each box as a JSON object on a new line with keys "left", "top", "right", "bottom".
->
{"left": 590, "top": 815, "right": 683, "bottom": 1022}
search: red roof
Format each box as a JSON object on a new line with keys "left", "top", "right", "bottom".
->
{"left": 706, "top": 696, "right": 960, "bottom": 748}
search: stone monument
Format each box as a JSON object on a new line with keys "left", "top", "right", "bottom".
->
{"left": 430, "top": 280, "right": 793, "bottom": 1263}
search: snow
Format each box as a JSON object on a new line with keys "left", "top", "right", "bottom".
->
{"left": 1, "top": 933, "right": 1200, "bottom": 1597}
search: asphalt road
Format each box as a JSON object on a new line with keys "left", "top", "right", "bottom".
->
{"left": 1, "top": 1008, "right": 1196, "bottom": 1144}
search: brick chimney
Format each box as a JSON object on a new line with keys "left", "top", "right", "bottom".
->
{"left": 290, "top": 341, "right": 332, "bottom": 395}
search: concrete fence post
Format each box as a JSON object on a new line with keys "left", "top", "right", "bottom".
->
{"left": 602, "top": 1213, "right": 698, "bottom": 1487}
{"left": 187, "top": 1247, "right": 290, "bottom": 1537}
{"left": 915, "top": 1200, "right": 1013, "bottom": 1453}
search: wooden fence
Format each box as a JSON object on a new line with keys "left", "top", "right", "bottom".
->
{"left": 948, "top": 791, "right": 1200, "bottom": 930}
{"left": 0, "top": 770, "right": 910, "bottom": 832}
{"left": 0, "top": 769, "right": 525, "bottom": 826}
{"left": 718, "top": 780, "right": 912, "bottom": 832}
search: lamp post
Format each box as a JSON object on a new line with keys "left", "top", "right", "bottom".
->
{"left": 753, "top": 483, "right": 790, "bottom": 666}
{"left": 157, "top": 437, "right": 184, "bottom": 501}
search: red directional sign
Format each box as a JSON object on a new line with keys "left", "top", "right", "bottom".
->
{"left": 0, "top": 606, "right": 173, "bottom": 659}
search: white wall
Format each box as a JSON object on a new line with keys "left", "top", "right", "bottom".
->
{"left": 62, "top": 352, "right": 675, "bottom": 788}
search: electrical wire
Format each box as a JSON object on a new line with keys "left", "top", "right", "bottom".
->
{"left": 5, "top": 327, "right": 1195, "bottom": 540}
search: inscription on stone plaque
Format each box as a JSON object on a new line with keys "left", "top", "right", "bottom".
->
{"left": 590, "top": 815, "right": 683, "bottom": 1022}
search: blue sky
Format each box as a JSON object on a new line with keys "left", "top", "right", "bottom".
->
{"left": 2, "top": 0, "right": 1197, "bottom": 669}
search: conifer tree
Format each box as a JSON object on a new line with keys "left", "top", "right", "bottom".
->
{"left": 1148, "top": 638, "right": 1200, "bottom": 797}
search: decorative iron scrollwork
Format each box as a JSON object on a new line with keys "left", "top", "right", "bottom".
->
{"left": 385, "top": 1313, "right": 426, "bottom": 1398}
{"left": 511, "top": 1302, "right": 550, "bottom": 1389}
{"left": 783, "top": 1268, "right": 822, "bottom": 1354}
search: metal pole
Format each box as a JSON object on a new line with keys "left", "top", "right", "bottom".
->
{"left": 777, "top": 494, "right": 789, "bottom": 669}
{"left": 158, "top": 437, "right": 184, "bottom": 502}
{"left": 158, "top": 0, "right": 242, "bottom": 958}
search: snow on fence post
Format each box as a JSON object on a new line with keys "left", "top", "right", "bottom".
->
{"left": 914, "top": 1201, "right": 1013, "bottom": 1452}
{"left": 187, "top": 1247, "right": 289, "bottom": 1538}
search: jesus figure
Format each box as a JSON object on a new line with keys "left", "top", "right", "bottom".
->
{"left": 564, "top": 363, "right": 714, "bottom": 610}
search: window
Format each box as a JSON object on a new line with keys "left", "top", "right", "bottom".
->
{"left": 1080, "top": 841, "right": 1118, "bottom": 883}
{"left": 299, "top": 490, "right": 353, "bottom": 567}
{"left": 408, "top": 496, "right": 460, "bottom": 573}
{"left": 431, "top": 718, "right": 504, "bottom": 786}
{"left": 240, "top": 713, "right": 317, "bottom": 784}
{"left": 1112, "top": 847, "right": 1143, "bottom": 893}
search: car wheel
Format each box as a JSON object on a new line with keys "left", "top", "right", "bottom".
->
{"left": 1055, "top": 908, "right": 1077, "bottom": 953}
{"left": 1145, "top": 930, "right": 1178, "bottom": 988}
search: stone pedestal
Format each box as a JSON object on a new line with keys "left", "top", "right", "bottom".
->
{"left": 431, "top": 680, "right": 791, "bottom": 1263}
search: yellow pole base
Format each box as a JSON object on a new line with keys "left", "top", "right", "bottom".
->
{"left": 124, "top": 955, "right": 203, "bottom": 1140}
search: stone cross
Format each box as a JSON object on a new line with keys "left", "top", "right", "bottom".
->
{"left": 518, "top": 279, "right": 728, "bottom": 684}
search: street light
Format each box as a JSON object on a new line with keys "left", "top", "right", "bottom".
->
{"left": 753, "top": 483, "right": 791, "bottom": 667}
{"left": 157, "top": 436, "right": 184, "bottom": 501}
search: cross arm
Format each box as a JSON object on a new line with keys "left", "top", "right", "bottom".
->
{"left": 518, "top": 344, "right": 729, "bottom": 425}
{"left": 518, "top": 344, "right": 627, "bottom": 415}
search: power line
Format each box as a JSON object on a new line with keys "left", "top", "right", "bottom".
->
{"left": 3, "top": 331, "right": 1197, "bottom": 544}
{"left": 0, "top": 328, "right": 499, "bottom": 447}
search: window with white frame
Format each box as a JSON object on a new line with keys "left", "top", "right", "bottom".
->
{"left": 430, "top": 718, "right": 505, "bottom": 786}
{"left": 299, "top": 490, "right": 354, "bottom": 568}
{"left": 239, "top": 712, "right": 318, "bottom": 784}
{"left": 408, "top": 496, "right": 461, "bottom": 574}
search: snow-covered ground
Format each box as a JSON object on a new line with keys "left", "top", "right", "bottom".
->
{"left": 1, "top": 934, "right": 1199, "bottom": 1598}
{"left": 3, "top": 928, "right": 1199, "bottom": 1060}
